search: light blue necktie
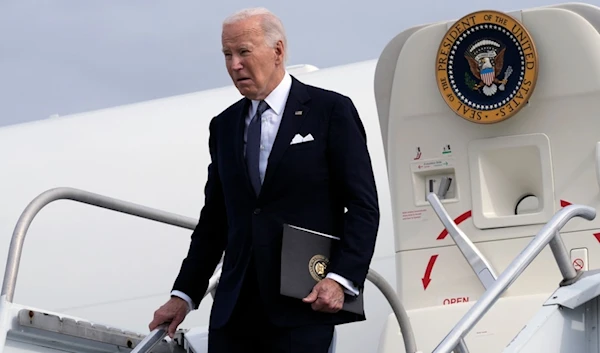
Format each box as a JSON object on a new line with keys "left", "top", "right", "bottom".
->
{"left": 246, "top": 100, "right": 269, "bottom": 195}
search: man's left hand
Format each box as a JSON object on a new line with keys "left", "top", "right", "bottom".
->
{"left": 302, "top": 278, "right": 344, "bottom": 313}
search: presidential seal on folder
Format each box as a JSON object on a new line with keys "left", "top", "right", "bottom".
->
{"left": 280, "top": 224, "right": 364, "bottom": 315}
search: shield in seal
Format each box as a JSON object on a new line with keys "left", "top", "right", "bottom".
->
{"left": 308, "top": 254, "right": 329, "bottom": 282}
{"left": 435, "top": 10, "right": 539, "bottom": 124}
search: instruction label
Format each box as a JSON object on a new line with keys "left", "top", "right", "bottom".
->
{"left": 401, "top": 208, "right": 428, "bottom": 222}
{"left": 411, "top": 158, "right": 454, "bottom": 172}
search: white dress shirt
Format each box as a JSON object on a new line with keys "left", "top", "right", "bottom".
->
{"left": 171, "top": 72, "right": 358, "bottom": 312}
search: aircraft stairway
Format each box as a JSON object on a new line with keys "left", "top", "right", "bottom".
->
{"left": 1, "top": 187, "right": 600, "bottom": 353}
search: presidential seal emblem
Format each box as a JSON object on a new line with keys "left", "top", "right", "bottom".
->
{"left": 308, "top": 254, "right": 329, "bottom": 282}
{"left": 435, "top": 10, "right": 538, "bottom": 124}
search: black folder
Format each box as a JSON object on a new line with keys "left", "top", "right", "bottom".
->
{"left": 280, "top": 224, "right": 364, "bottom": 315}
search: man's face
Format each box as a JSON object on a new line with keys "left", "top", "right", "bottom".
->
{"left": 222, "top": 17, "right": 284, "bottom": 100}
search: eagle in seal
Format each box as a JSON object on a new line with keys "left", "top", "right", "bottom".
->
{"left": 465, "top": 39, "right": 511, "bottom": 97}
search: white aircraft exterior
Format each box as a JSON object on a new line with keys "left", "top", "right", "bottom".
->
{"left": 1, "top": 2, "right": 600, "bottom": 353}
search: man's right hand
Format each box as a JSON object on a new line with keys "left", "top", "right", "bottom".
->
{"left": 149, "top": 297, "right": 189, "bottom": 338}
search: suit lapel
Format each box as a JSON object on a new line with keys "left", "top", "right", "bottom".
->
{"left": 261, "top": 77, "right": 311, "bottom": 191}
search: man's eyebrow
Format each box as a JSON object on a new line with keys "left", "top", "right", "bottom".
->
{"left": 222, "top": 45, "right": 252, "bottom": 53}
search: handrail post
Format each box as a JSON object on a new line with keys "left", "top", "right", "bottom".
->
{"left": 548, "top": 231, "right": 579, "bottom": 284}
{"left": 455, "top": 339, "right": 470, "bottom": 353}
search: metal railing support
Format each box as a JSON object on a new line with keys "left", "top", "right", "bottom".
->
{"left": 455, "top": 339, "right": 470, "bottom": 353}
{"left": 548, "top": 231, "right": 579, "bottom": 284}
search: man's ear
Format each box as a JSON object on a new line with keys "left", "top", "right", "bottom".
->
{"left": 274, "top": 40, "right": 285, "bottom": 64}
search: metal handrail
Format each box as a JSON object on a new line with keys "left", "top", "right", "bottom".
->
{"left": 1, "top": 187, "right": 199, "bottom": 302}
{"left": 432, "top": 204, "right": 596, "bottom": 353}
{"left": 0, "top": 187, "right": 418, "bottom": 353}
{"left": 129, "top": 324, "right": 168, "bottom": 353}
{"left": 366, "top": 268, "right": 417, "bottom": 353}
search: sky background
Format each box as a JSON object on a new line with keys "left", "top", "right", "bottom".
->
{"left": 0, "top": 0, "right": 597, "bottom": 127}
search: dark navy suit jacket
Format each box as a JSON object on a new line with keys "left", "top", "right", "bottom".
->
{"left": 172, "top": 76, "right": 380, "bottom": 329}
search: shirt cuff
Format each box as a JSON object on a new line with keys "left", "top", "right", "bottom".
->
{"left": 326, "top": 272, "right": 360, "bottom": 296}
{"left": 171, "top": 290, "right": 195, "bottom": 312}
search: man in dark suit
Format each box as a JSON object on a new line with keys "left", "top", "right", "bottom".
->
{"left": 149, "top": 7, "right": 380, "bottom": 353}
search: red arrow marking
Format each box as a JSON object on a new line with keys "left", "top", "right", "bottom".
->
{"left": 594, "top": 233, "right": 600, "bottom": 243}
{"left": 560, "top": 200, "right": 571, "bottom": 207}
{"left": 437, "top": 211, "right": 472, "bottom": 240}
{"left": 422, "top": 255, "right": 438, "bottom": 290}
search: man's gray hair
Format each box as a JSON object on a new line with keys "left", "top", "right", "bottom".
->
{"left": 223, "top": 7, "right": 288, "bottom": 62}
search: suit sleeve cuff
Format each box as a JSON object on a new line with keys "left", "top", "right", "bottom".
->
{"left": 326, "top": 272, "right": 359, "bottom": 296}
{"left": 171, "top": 290, "right": 195, "bottom": 312}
